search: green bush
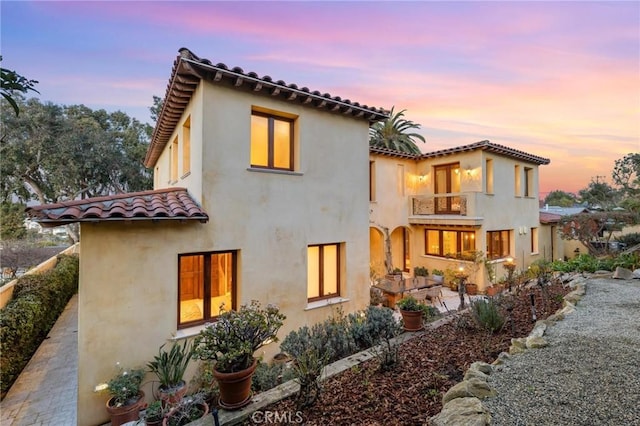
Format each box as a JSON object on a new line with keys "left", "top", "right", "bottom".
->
{"left": 470, "top": 298, "right": 504, "bottom": 333}
{"left": 0, "top": 254, "right": 79, "bottom": 395}
{"left": 251, "top": 360, "right": 295, "bottom": 393}
{"left": 348, "top": 306, "right": 401, "bottom": 351}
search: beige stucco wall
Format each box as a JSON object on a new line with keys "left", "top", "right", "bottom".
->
{"left": 369, "top": 149, "right": 546, "bottom": 290}
{"left": 78, "top": 81, "right": 372, "bottom": 425}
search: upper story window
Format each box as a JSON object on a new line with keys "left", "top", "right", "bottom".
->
{"left": 485, "top": 159, "right": 494, "bottom": 194}
{"left": 434, "top": 163, "right": 461, "bottom": 214}
{"left": 182, "top": 116, "right": 191, "bottom": 176}
{"left": 251, "top": 111, "right": 294, "bottom": 171}
{"left": 524, "top": 167, "right": 533, "bottom": 197}
{"left": 170, "top": 137, "right": 178, "bottom": 182}
{"left": 514, "top": 165, "right": 521, "bottom": 196}
{"left": 178, "top": 251, "right": 236, "bottom": 329}
{"left": 369, "top": 161, "right": 376, "bottom": 201}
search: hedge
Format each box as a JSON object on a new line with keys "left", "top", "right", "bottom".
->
{"left": 0, "top": 254, "right": 79, "bottom": 396}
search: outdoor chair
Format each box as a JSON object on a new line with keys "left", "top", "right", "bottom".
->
{"left": 425, "top": 285, "right": 443, "bottom": 306}
{"left": 411, "top": 288, "right": 430, "bottom": 304}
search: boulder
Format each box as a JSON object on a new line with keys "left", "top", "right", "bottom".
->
{"left": 612, "top": 267, "right": 634, "bottom": 280}
{"left": 633, "top": 269, "right": 640, "bottom": 279}
{"left": 463, "top": 369, "right": 489, "bottom": 382}
{"left": 469, "top": 361, "right": 493, "bottom": 375}
{"left": 442, "top": 378, "right": 497, "bottom": 404}
{"left": 526, "top": 336, "right": 548, "bottom": 349}
{"left": 430, "top": 397, "right": 491, "bottom": 426}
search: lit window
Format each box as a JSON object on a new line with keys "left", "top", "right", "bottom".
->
{"left": 531, "top": 227, "right": 539, "bottom": 253}
{"left": 171, "top": 137, "right": 178, "bottom": 182}
{"left": 514, "top": 165, "right": 521, "bottom": 196}
{"left": 524, "top": 167, "right": 533, "bottom": 197}
{"left": 369, "top": 161, "right": 376, "bottom": 201}
{"left": 251, "top": 111, "right": 293, "bottom": 170}
{"left": 178, "top": 251, "right": 236, "bottom": 328}
{"left": 487, "top": 230, "right": 510, "bottom": 259}
{"left": 434, "top": 163, "right": 461, "bottom": 214}
{"left": 425, "top": 229, "right": 475, "bottom": 257}
{"left": 485, "top": 159, "right": 493, "bottom": 194}
{"left": 307, "top": 243, "right": 340, "bottom": 301}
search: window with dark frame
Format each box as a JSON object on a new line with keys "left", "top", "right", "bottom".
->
{"left": 486, "top": 230, "right": 510, "bottom": 259}
{"left": 307, "top": 243, "right": 340, "bottom": 302}
{"left": 425, "top": 229, "right": 476, "bottom": 257}
{"left": 434, "top": 163, "right": 461, "bottom": 214}
{"left": 177, "top": 251, "right": 236, "bottom": 329}
{"left": 250, "top": 111, "right": 294, "bottom": 171}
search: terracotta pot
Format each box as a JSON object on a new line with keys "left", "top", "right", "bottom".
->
{"left": 400, "top": 309, "right": 423, "bottom": 331}
{"left": 158, "top": 381, "right": 188, "bottom": 405}
{"left": 213, "top": 359, "right": 258, "bottom": 410}
{"left": 162, "top": 402, "right": 209, "bottom": 426}
{"left": 105, "top": 391, "right": 145, "bottom": 426}
{"left": 486, "top": 286, "right": 499, "bottom": 296}
{"left": 466, "top": 283, "right": 478, "bottom": 295}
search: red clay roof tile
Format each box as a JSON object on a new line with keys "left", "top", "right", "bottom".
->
{"left": 25, "top": 188, "right": 208, "bottom": 227}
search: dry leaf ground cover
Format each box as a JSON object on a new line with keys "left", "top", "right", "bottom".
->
{"left": 244, "top": 282, "right": 570, "bottom": 426}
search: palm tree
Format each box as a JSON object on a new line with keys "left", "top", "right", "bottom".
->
{"left": 369, "top": 107, "right": 426, "bottom": 154}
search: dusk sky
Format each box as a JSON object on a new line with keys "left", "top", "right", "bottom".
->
{"left": 2, "top": 1, "right": 639, "bottom": 196}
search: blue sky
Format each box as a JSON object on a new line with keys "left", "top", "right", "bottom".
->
{"left": 2, "top": 1, "right": 639, "bottom": 195}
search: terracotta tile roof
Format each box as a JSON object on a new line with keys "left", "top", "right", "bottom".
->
{"left": 420, "top": 140, "right": 551, "bottom": 165}
{"left": 540, "top": 211, "right": 562, "bottom": 224}
{"left": 370, "top": 140, "right": 550, "bottom": 166}
{"left": 25, "top": 188, "right": 208, "bottom": 227}
{"left": 146, "top": 48, "right": 389, "bottom": 167}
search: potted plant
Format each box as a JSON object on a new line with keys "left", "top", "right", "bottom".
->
{"left": 192, "top": 300, "right": 286, "bottom": 410}
{"left": 147, "top": 339, "right": 192, "bottom": 404}
{"left": 142, "top": 399, "right": 166, "bottom": 426}
{"left": 431, "top": 269, "right": 445, "bottom": 285}
{"left": 163, "top": 392, "right": 209, "bottom": 426}
{"left": 96, "top": 364, "right": 146, "bottom": 426}
{"left": 413, "top": 266, "right": 429, "bottom": 286}
{"left": 396, "top": 295, "right": 424, "bottom": 331}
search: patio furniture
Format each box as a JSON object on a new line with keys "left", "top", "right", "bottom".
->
{"left": 425, "top": 285, "right": 443, "bottom": 306}
{"left": 411, "top": 288, "right": 430, "bottom": 304}
{"left": 372, "top": 277, "right": 437, "bottom": 307}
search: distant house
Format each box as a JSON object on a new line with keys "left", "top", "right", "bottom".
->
{"left": 26, "top": 48, "right": 387, "bottom": 426}
{"left": 369, "top": 141, "right": 551, "bottom": 288}
{"left": 539, "top": 205, "right": 590, "bottom": 259}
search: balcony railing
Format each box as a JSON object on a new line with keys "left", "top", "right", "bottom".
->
{"left": 412, "top": 195, "right": 468, "bottom": 216}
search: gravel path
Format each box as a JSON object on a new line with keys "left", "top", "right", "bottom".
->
{"left": 483, "top": 277, "right": 640, "bottom": 426}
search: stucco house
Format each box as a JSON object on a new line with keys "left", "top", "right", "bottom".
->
{"left": 26, "top": 48, "right": 387, "bottom": 425}
{"left": 369, "top": 141, "right": 551, "bottom": 289}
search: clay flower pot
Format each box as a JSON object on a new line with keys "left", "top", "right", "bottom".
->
{"left": 213, "top": 359, "right": 258, "bottom": 410}
{"left": 400, "top": 309, "right": 424, "bottom": 331}
{"left": 105, "top": 390, "right": 145, "bottom": 426}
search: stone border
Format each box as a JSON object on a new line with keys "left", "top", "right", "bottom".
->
{"left": 429, "top": 273, "right": 590, "bottom": 426}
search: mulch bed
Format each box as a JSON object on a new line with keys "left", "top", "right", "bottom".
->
{"left": 244, "top": 282, "right": 571, "bottom": 425}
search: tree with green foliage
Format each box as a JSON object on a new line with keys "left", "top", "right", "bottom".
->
{"left": 0, "top": 97, "right": 152, "bottom": 204}
{"left": 543, "top": 190, "right": 577, "bottom": 207}
{"left": 0, "top": 56, "right": 39, "bottom": 116}
{"left": 0, "top": 202, "right": 27, "bottom": 240}
{"left": 612, "top": 153, "right": 639, "bottom": 198}
{"left": 558, "top": 211, "right": 638, "bottom": 255}
{"left": 578, "top": 180, "right": 619, "bottom": 210}
{"left": 369, "top": 107, "right": 426, "bottom": 154}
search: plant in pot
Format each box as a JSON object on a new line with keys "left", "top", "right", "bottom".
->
{"left": 431, "top": 269, "right": 445, "bottom": 285}
{"left": 396, "top": 295, "right": 424, "bottom": 331}
{"left": 163, "top": 392, "right": 209, "bottom": 426}
{"left": 413, "top": 266, "right": 429, "bottom": 287}
{"left": 142, "top": 399, "right": 167, "bottom": 426}
{"left": 192, "top": 300, "right": 286, "bottom": 410}
{"left": 147, "top": 339, "right": 192, "bottom": 404}
{"left": 95, "top": 364, "right": 146, "bottom": 426}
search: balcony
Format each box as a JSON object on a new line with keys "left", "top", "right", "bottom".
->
{"left": 409, "top": 194, "right": 483, "bottom": 227}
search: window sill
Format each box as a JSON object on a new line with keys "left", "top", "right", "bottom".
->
{"left": 305, "top": 297, "right": 350, "bottom": 311}
{"left": 173, "top": 323, "right": 208, "bottom": 340}
{"left": 247, "top": 168, "right": 303, "bottom": 177}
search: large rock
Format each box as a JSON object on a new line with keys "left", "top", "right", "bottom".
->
{"left": 526, "top": 335, "right": 548, "bottom": 349}
{"left": 612, "top": 267, "right": 634, "bottom": 280}
{"left": 633, "top": 269, "right": 640, "bottom": 279}
{"left": 442, "top": 378, "right": 497, "bottom": 404}
{"left": 430, "top": 397, "right": 491, "bottom": 426}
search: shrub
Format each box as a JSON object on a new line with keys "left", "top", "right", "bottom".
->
{"left": 0, "top": 254, "right": 79, "bottom": 395}
{"left": 251, "top": 360, "right": 295, "bottom": 393}
{"left": 470, "top": 298, "right": 505, "bottom": 333}
{"left": 348, "top": 305, "right": 400, "bottom": 351}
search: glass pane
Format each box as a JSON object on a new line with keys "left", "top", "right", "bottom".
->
{"left": 461, "top": 232, "right": 475, "bottom": 253}
{"left": 179, "top": 255, "right": 204, "bottom": 324}
{"left": 501, "top": 231, "right": 510, "bottom": 257}
{"left": 435, "top": 169, "right": 447, "bottom": 194}
{"left": 307, "top": 246, "right": 319, "bottom": 299}
{"left": 209, "top": 253, "right": 233, "bottom": 317}
{"left": 442, "top": 231, "right": 456, "bottom": 256}
{"left": 250, "top": 115, "right": 269, "bottom": 167}
{"left": 451, "top": 166, "right": 461, "bottom": 192}
{"left": 323, "top": 245, "right": 338, "bottom": 296}
{"left": 273, "top": 119, "right": 291, "bottom": 169}
{"left": 426, "top": 230, "right": 440, "bottom": 255}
